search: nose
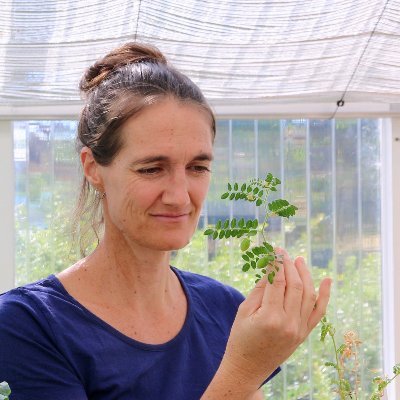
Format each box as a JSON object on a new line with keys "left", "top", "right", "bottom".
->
{"left": 161, "top": 169, "right": 190, "bottom": 207}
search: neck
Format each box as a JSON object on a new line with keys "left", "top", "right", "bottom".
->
{"left": 74, "top": 232, "right": 179, "bottom": 312}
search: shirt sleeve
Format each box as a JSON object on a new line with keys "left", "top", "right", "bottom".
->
{"left": 0, "top": 290, "right": 88, "bottom": 400}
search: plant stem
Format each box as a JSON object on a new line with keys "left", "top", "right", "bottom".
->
{"left": 353, "top": 349, "right": 359, "bottom": 400}
{"left": 260, "top": 188, "right": 270, "bottom": 244}
{"left": 330, "top": 333, "right": 347, "bottom": 400}
{"left": 385, "top": 373, "right": 400, "bottom": 388}
{"left": 261, "top": 211, "right": 269, "bottom": 243}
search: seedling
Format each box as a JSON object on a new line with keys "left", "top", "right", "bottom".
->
{"left": 320, "top": 317, "right": 400, "bottom": 399}
{"left": 204, "top": 173, "right": 297, "bottom": 283}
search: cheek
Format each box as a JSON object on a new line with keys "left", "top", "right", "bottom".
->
{"left": 104, "top": 179, "right": 138, "bottom": 220}
{"left": 191, "top": 177, "right": 211, "bottom": 205}
{"left": 119, "top": 181, "right": 162, "bottom": 216}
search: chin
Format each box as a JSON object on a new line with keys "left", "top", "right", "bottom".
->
{"left": 153, "top": 236, "right": 191, "bottom": 252}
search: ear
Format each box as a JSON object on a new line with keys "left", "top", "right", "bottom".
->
{"left": 81, "top": 147, "right": 103, "bottom": 190}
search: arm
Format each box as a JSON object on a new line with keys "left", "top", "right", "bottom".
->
{"left": 201, "top": 248, "right": 331, "bottom": 399}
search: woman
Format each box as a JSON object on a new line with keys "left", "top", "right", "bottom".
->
{"left": 0, "top": 42, "right": 331, "bottom": 399}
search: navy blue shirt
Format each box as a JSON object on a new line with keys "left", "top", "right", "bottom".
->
{"left": 0, "top": 267, "right": 279, "bottom": 399}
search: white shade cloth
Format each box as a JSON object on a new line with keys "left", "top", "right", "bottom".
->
{"left": 0, "top": 0, "right": 399, "bottom": 106}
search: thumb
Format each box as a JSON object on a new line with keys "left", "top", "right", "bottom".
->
{"left": 238, "top": 275, "right": 268, "bottom": 316}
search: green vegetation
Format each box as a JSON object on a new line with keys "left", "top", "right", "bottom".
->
{"left": 204, "top": 173, "right": 297, "bottom": 283}
{"left": 12, "top": 118, "right": 383, "bottom": 399}
{"left": 199, "top": 168, "right": 388, "bottom": 398}
{"left": 320, "top": 317, "right": 400, "bottom": 399}
{"left": 0, "top": 382, "right": 11, "bottom": 400}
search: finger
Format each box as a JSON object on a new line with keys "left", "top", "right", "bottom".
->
{"left": 280, "top": 250, "right": 303, "bottom": 319}
{"left": 294, "top": 256, "right": 317, "bottom": 331}
{"left": 239, "top": 275, "right": 269, "bottom": 315}
{"left": 306, "top": 278, "right": 332, "bottom": 331}
{"left": 261, "top": 248, "right": 286, "bottom": 311}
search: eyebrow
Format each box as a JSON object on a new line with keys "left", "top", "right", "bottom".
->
{"left": 130, "top": 152, "right": 214, "bottom": 167}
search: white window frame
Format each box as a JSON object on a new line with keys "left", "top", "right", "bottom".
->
{"left": 0, "top": 120, "right": 15, "bottom": 294}
{"left": 381, "top": 117, "right": 400, "bottom": 399}
{"left": 1, "top": 106, "right": 399, "bottom": 399}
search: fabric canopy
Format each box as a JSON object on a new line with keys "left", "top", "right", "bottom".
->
{"left": 0, "top": 0, "right": 399, "bottom": 108}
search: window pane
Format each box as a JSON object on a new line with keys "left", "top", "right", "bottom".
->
{"left": 14, "top": 118, "right": 383, "bottom": 398}
{"left": 14, "top": 121, "right": 79, "bottom": 286}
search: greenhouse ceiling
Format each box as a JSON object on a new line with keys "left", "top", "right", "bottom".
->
{"left": 0, "top": 0, "right": 399, "bottom": 114}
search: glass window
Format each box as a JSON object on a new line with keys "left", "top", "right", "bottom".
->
{"left": 14, "top": 120, "right": 79, "bottom": 285}
{"left": 13, "top": 118, "right": 383, "bottom": 398}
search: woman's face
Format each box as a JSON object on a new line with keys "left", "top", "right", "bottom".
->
{"left": 98, "top": 98, "right": 214, "bottom": 251}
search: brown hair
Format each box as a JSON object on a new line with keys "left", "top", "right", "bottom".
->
{"left": 73, "top": 42, "right": 216, "bottom": 255}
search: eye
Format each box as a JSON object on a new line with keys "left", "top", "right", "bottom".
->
{"left": 189, "top": 165, "right": 211, "bottom": 173}
{"left": 137, "top": 167, "right": 162, "bottom": 175}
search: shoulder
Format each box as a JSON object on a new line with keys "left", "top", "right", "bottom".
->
{"left": 172, "top": 267, "right": 245, "bottom": 308}
{"left": 0, "top": 277, "right": 50, "bottom": 315}
{"left": 0, "top": 275, "right": 74, "bottom": 330}
{"left": 0, "top": 277, "right": 65, "bottom": 366}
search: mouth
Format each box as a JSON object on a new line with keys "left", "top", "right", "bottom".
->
{"left": 150, "top": 213, "right": 191, "bottom": 222}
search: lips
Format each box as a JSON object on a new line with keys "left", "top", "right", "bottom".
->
{"left": 150, "top": 212, "right": 191, "bottom": 222}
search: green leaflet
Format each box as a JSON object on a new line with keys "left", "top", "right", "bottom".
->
{"left": 268, "top": 199, "right": 298, "bottom": 218}
{"left": 240, "top": 238, "right": 251, "bottom": 252}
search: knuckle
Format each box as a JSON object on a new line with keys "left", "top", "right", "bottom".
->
{"left": 282, "top": 324, "right": 301, "bottom": 342}
{"left": 273, "top": 278, "right": 286, "bottom": 288}
{"left": 309, "top": 291, "right": 317, "bottom": 303}
{"left": 261, "top": 316, "right": 282, "bottom": 332}
{"left": 254, "top": 282, "right": 267, "bottom": 290}
{"left": 317, "top": 303, "right": 328, "bottom": 316}
{"left": 289, "top": 280, "right": 303, "bottom": 292}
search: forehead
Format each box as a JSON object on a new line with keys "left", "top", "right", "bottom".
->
{"left": 118, "top": 98, "right": 214, "bottom": 157}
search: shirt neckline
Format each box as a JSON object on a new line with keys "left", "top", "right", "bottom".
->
{"left": 47, "top": 266, "right": 192, "bottom": 351}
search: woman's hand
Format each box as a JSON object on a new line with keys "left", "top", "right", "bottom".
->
{"left": 202, "top": 248, "right": 331, "bottom": 399}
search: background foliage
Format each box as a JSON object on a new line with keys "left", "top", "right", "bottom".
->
{"left": 13, "top": 118, "right": 383, "bottom": 399}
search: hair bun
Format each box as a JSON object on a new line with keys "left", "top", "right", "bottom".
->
{"left": 80, "top": 42, "right": 167, "bottom": 93}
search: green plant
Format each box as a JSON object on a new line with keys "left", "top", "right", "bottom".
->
{"left": 320, "top": 316, "right": 400, "bottom": 399}
{"left": 0, "top": 381, "right": 11, "bottom": 400}
{"left": 201, "top": 171, "right": 395, "bottom": 398}
{"left": 204, "top": 173, "right": 297, "bottom": 283}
